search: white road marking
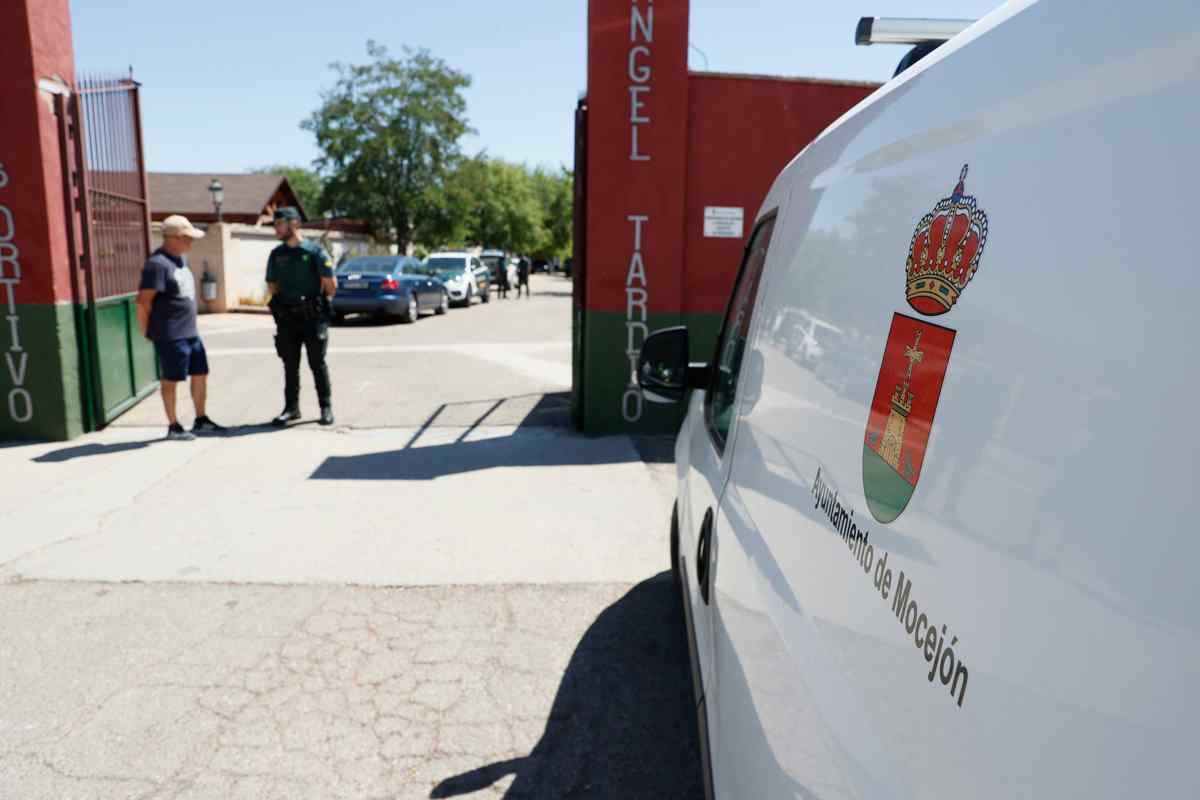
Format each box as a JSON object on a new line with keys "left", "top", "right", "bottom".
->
{"left": 469, "top": 348, "right": 572, "bottom": 387}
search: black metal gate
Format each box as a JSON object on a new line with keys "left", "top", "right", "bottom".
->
{"left": 570, "top": 95, "right": 588, "bottom": 430}
{"left": 55, "top": 72, "right": 157, "bottom": 431}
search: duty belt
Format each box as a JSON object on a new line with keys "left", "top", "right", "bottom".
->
{"left": 274, "top": 294, "right": 331, "bottom": 323}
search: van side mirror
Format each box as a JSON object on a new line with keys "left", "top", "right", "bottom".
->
{"left": 638, "top": 326, "right": 709, "bottom": 404}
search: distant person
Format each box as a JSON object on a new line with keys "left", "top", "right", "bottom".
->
{"left": 496, "top": 256, "right": 510, "bottom": 299}
{"left": 517, "top": 257, "right": 531, "bottom": 298}
{"left": 507, "top": 258, "right": 520, "bottom": 299}
{"left": 136, "top": 215, "right": 224, "bottom": 441}
{"left": 266, "top": 207, "right": 338, "bottom": 427}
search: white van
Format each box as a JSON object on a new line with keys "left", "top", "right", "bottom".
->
{"left": 637, "top": 1, "right": 1198, "bottom": 797}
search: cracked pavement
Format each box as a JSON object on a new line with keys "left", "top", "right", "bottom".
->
{"left": 0, "top": 578, "right": 698, "bottom": 799}
{"left": 0, "top": 278, "right": 704, "bottom": 798}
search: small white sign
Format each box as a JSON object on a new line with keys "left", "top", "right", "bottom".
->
{"left": 704, "top": 206, "right": 744, "bottom": 239}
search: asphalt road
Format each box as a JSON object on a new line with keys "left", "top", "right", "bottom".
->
{"left": 0, "top": 274, "right": 704, "bottom": 799}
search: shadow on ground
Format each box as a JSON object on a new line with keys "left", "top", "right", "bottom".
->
{"left": 331, "top": 314, "right": 413, "bottom": 328}
{"left": 311, "top": 431, "right": 637, "bottom": 480}
{"left": 309, "top": 392, "right": 616, "bottom": 481}
{"left": 32, "top": 440, "right": 155, "bottom": 462}
{"left": 30, "top": 422, "right": 311, "bottom": 462}
{"left": 431, "top": 572, "right": 704, "bottom": 799}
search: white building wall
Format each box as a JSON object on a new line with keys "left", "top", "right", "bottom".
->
{"left": 152, "top": 222, "right": 374, "bottom": 311}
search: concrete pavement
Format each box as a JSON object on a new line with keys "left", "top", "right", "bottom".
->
{"left": 0, "top": 274, "right": 703, "bottom": 799}
{"left": 1, "top": 424, "right": 673, "bottom": 586}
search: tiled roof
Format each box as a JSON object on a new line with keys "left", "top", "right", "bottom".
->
{"left": 147, "top": 173, "right": 304, "bottom": 220}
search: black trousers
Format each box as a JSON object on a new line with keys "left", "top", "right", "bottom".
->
{"left": 275, "top": 315, "right": 331, "bottom": 409}
{"left": 517, "top": 279, "right": 529, "bottom": 297}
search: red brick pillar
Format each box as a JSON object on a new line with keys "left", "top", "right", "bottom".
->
{"left": 0, "top": 0, "right": 86, "bottom": 440}
{"left": 581, "top": 0, "right": 690, "bottom": 434}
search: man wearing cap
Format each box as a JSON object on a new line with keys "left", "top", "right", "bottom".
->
{"left": 136, "top": 215, "right": 224, "bottom": 441}
{"left": 265, "top": 207, "right": 338, "bottom": 427}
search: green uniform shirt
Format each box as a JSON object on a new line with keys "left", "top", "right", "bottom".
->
{"left": 266, "top": 240, "right": 335, "bottom": 302}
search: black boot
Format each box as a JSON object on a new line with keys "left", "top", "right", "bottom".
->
{"left": 319, "top": 406, "right": 335, "bottom": 426}
{"left": 272, "top": 407, "right": 301, "bottom": 427}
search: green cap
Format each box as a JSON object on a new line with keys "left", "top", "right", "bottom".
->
{"left": 274, "top": 206, "right": 302, "bottom": 222}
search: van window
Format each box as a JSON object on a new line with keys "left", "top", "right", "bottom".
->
{"left": 706, "top": 213, "right": 777, "bottom": 453}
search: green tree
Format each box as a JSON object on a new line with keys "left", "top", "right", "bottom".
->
{"left": 530, "top": 166, "right": 573, "bottom": 259}
{"left": 443, "top": 155, "right": 544, "bottom": 253}
{"left": 249, "top": 165, "right": 324, "bottom": 218}
{"left": 303, "top": 42, "right": 472, "bottom": 251}
{"left": 430, "top": 157, "right": 573, "bottom": 257}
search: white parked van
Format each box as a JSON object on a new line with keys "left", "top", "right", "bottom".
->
{"left": 637, "top": 1, "right": 1198, "bottom": 797}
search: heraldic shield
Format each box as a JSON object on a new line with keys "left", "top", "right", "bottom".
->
{"left": 863, "top": 313, "right": 956, "bottom": 523}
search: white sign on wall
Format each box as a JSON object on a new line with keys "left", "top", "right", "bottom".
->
{"left": 704, "top": 206, "right": 744, "bottom": 239}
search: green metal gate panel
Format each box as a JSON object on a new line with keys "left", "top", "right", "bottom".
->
{"left": 131, "top": 315, "right": 157, "bottom": 390}
{"left": 90, "top": 295, "right": 155, "bottom": 421}
{"left": 93, "top": 299, "right": 131, "bottom": 415}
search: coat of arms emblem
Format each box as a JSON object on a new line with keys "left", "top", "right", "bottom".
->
{"left": 863, "top": 165, "right": 988, "bottom": 523}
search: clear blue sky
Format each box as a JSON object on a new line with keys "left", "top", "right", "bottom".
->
{"left": 69, "top": 0, "right": 1003, "bottom": 175}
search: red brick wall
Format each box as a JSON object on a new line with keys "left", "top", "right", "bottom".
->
{"left": 682, "top": 73, "right": 878, "bottom": 316}
{"left": 0, "top": 0, "right": 78, "bottom": 304}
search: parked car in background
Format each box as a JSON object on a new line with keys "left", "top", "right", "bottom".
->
{"left": 426, "top": 252, "right": 491, "bottom": 307}
{"left": 332, "top": 255, "right": 448, "bottom": 324}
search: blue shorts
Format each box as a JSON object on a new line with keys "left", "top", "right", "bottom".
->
{"left": 155, "top": 337, "right": 209, "bottom": 382}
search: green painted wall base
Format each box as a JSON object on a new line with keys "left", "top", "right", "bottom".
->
{"left": 0, "top": 296, "right": 157, "bottom": 442}
{"left": 576, "top": 310, "right": 722, "bottom": 436}
{"left": 0, "top": 302, "right": 84, "bottom": 441}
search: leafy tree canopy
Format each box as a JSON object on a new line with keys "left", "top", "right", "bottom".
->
{"left": 303, "top": 42, "right": 472, "bottom": 250}
{"left": 431, "top": 156, "right": 573, "bottom": 258}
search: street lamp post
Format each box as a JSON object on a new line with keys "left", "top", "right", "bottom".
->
{"left": 208, "top": 178, "right": 224, "bottom": 223}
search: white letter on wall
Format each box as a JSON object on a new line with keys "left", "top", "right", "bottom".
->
{"left": 626, "top": 287, "right": 648, "bottom": 321}
{"left": 629, "top": 85, "right": 650, "bottom": 124}
{"left": 630, "top": 4, "right": 654, "bottom": 43}
{"left": 628, "top": 45, "right": 651, "bottom": 83}
{"left": 627, "top": 215, "right": 649, "bottom": 251}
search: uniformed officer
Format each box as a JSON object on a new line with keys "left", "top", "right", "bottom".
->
{"left": 517, "top": 257, "right": 531, "bottom": 298}
{"left": 496, "top": 255, "right": 510, "bottom": 299}
{"left": 265, "top": 207, "right": 338, "bottom": 427}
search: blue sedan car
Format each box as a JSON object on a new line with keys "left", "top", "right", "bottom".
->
{"left": 331, "top": 256, "right": 449, "bottom": 324}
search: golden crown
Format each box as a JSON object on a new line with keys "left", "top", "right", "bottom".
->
{"left": 904, "top": 165, "right": 989, "bottom": 316}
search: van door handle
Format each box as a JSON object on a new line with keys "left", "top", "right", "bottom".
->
{"left": 697, "top": 507, "right": 715, "bottom": 605}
